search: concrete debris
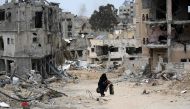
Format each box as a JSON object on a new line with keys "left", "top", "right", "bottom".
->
{"left": 12, "top": 77, "right": 19, "bottom": 85}
{"left": 180, "top": 90, "right": 187, "bottom": 94}
{"left": 142, "top": 89, "right": 150, "bottom": 95}
{"left": 0, "top": 102, "right": 10, "bottom": 108}
{"left": 28, "top": 70, "right": 42, "bottom": 84}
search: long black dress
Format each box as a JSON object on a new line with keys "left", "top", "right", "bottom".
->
{"left": 98, "top": 73, "right": 108, "bottom": 97}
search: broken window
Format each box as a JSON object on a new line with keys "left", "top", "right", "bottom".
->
{"left": 0, "top": 9, "right": 5, "bottom": 21}
{"left": 35, "top": 12, "right": 43, "bottom": 28}
{"left": 7, "top": 38, "right": 10, "bottom": 44}
{"left": 0, "top": 37, "right": 4, "bottom": 50}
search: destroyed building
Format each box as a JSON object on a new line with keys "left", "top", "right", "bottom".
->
{"left": 87, "top": 29, "right": 146, "bottom": 70}
{"left": 0, "top": 0, "right": 65, "bottom": 78}
{"left": 61, "top": 12, "right": 75, "bottom": 39}
{"left": 136, "top": 0, "right": 190, "bottom": 71}
{"left": 61, "top": 16, "right": 94, "bottom": 61}
{"left": 118, "top": 0, "right": 135, "bottom": 28}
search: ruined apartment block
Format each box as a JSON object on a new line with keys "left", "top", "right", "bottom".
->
{"left": 0, "top": 0, "right": 63, "bottom": 77}
{"left": 87, "top": 30, "right": 146, "bottom": 70}
{"left": 64, "top": 16, "right": 93, "bottom": 61}
{"left": 61, "top": 12, "right": 75, "bottom": 39}
{"left": 119, "top": 0, "right": 135, "bottom": 27}
{"left": 136, "top": 0, "right": 190, "bottom": 71}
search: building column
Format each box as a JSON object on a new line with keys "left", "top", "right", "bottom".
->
{"left": 167, "top": 0, "right": 172, "bottom": 62}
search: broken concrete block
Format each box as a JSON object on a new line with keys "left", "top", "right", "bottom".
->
{"left": 0, "top": 102, "right": 10, "bottom": 108}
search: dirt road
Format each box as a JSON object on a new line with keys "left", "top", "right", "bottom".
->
{"left": 50, "top": 79, "right": 190, "bottom": 109}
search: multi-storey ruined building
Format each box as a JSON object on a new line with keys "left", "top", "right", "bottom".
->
{"left": 62, "top": 16, "right": 93, "bottom": 61}
{"left": 0, "top": 0, "right": 64, "bottom": 77}
{"left": 87, "top": 29, "right": 146, "bottom": 71}
{"left": 61, "top": 12, "right": 75, "bottom": 39}
{"left": 119, "top": 0, "right": 135, "bottom": 26}
{"left": 136, "top": 0, "right": 190, "bottom": 71}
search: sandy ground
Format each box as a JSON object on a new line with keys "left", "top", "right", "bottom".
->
{"left": 48, "top": 78, "right": 190, "bottom": 109}
{"left": 2, "top": 69, "right": 189, "bottom": 109}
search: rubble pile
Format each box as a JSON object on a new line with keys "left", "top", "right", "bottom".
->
{"left": 0, "top": 69, "right": 74, "bottom": 108}
{"left": 169, "top": 72, "right": 190, "bottom": 91}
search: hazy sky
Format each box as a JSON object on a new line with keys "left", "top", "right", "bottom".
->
{"left": 0, "top": 0, "right": 124, "bottom": 17}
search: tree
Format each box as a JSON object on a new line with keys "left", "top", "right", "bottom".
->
{"left": 89, "top": 4, "right": 119, "bottom": 31}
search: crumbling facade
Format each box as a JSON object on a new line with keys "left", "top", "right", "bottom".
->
{"left": 136, "top": 0, "right": 190, "bottom": 71}
{"left": 63, "top": 16, "right": 93, "bottom": 61}
{"left": 61, "top": 12, "right": 75, "bottom": 39}
{"left": 0, "top": 0, "right": 64, "bottom": 77}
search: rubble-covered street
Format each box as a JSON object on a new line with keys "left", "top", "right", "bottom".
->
{"left": 1, "top": 0, "right": 190, "bottom": 108}
{"left": 1, "top": 69, "right": 190, "bottom": 109}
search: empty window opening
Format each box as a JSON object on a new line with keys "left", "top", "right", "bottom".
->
{"left": 0, "top": 37, "right": 4, "bottom": 50}
{"left": 32, "top": 59, "right": 40, "bottom": 72}
{"left": 110, "top": 58, "right": 122, "bottom": 61}
{"left": 47, "top": 35, "right": 52, "bottom": 43}
{"left": 6, "top": 12, "right": 11, "bottom": 21}
{"left": 91, "top": 48, "right": 95, "bottom": 52}
{"left": 7, "top": 60, "right": 13, "bottom": 74}
{"left": 156, "top": 0, "right": 166, "bottom": 19}
{"left": 126, "top": 47, "right": 142, "bottom": 55}
{"left": 146, "top": 14, "right": 148, "bottom": 20}
{"left": 0, "top": 59, "right": 5, "bottom": 71}
{"left": 181, "top": 59, "right": 187, "bottom": 62}
{"left": 35, "top": 12, "right": 43, "bottom": 28}
{"left": 66, "top": 18, "right": 71, "bottom": 21}
{"left": 129, "top": 57, "right": 135, "bottom": 60}
{"left": 33, "top": 37, "right": 38, "bottom": 43}
{"left": 0, "top": 9, "right": 5, "bottom": 21}
{"left": 71, "top": 51, "right": 75, "bottom": 57}
{"left": 7, "top": 38, "right": 10, "bottom": 44}
{"left": 110, "top": 47, "right": 118, "bottom": 52}
{"left": 77, "top": 50, "right": 83, "bottom": 57}
{"left": 142, "top": 14, "right": 145, "bottom": 21}
{"left": 126, "top": 47, "right": 135, "bottom": 55}
{"left": 11, "top": 38, "right": 14, "bottom": 44}
{"left": 68, "top": 32, "right": 72, "bottom": 37}
{"left": 136, "top": 47, "right": 142, "bottom": 54}
{"left": 33, "top": 33, "right": 37, "bottom": 36}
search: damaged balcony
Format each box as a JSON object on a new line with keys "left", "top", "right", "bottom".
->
{"left": 143, "top": 24, "right": 169, "bottom": 48}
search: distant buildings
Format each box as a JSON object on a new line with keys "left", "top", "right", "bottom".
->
{"left": 118, "top": 0, "right": 135, "bottom": 28}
